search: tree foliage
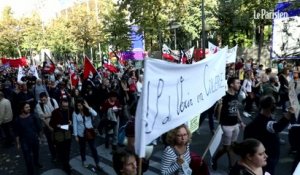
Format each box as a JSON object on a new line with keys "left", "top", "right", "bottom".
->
{"left": 20, "top": 13, "right": 44, "bottom": 55}
{"left": 103, "top": 6, "right": 131, "bottom": 51}
{"left": 0, "top": 6, "right": 24, "bottom": 57}
{"left": 0, "top": 0, "right": 292, "bottom": 59}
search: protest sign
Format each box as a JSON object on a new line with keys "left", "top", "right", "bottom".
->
{"left": 208, "top": 125, "right": 223, "bottom": 157}
{"left": 187, "top": 115, "right": 200, "bottom": 133}
{"left": 135, "top": 48, "right": 228, "bottom": 157}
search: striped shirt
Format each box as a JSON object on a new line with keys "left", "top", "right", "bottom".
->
{"left": 161, "top": 145, "right": 191, "bottom": 175}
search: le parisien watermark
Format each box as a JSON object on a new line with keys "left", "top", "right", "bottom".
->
{"left": 254, "top": 9, "right": 289, "bottom": 20}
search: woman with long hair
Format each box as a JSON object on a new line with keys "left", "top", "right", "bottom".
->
{"left": 70, "top": 88, "right": 82, "bottom": 108}
{"left": 242, "top": 70, "right": 255, "bottom": 117}
{"left": 72, "top": 98, "right": 101, "bottom": 169}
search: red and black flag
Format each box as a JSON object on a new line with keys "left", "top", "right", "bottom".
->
{"left": 83, "top": 56, "right": 98, "bottom": 80}
{"left": 42, "top": 53, "right": 55, "bottom": 74}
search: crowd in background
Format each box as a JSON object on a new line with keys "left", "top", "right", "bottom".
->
{"left": 0, "top": 57, "right": 300, "bottom": 175}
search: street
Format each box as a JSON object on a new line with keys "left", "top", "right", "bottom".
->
{"left": 0, "top": 105, "right": 297, "bottom": 175}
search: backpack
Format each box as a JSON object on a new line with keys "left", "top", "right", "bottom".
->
{"left": 39, "top": 98, "right": 55, "bottom": 113}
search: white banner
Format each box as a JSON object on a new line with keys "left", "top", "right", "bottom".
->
{"left": 135, "top": 48, "right": 228, "bottom": 157}
{"left": 293, "top": 162, "right": 300, "bottom": 175}
{"left": 289, "top": 81, "right": 300, "bottom": 120}
{"left": 226, "top": 45, "right": 238, "bottom": 64}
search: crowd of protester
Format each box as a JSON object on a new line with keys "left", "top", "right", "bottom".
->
{"left": 0, "top": 61, "right": 143, "bottom": 175}
{"left": 0, "top": 57, "right": 300, "bottom": 175}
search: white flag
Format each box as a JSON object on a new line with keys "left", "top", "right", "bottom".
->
{"left": 226, "top": 45, "right": 238, "bottom": 64}
{"left": 185, "top": 47, "right": 195, "bottom": 60}
{"left": 208, "top": 42, "right": 221, "bottom": 54}
{"left": 29, "top": 65, "right": 39, "bottom": 79}
{"left": 162, "top": 44, "right": 180, "bottom": 60}
{"left": 17, "top": 66, "right": 25, "bottom": 82}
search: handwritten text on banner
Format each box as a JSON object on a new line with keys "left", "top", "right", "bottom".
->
{"left": 135, "top": 48, "right": 228, "bottom": 157}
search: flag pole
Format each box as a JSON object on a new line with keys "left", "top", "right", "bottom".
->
{"left": 69, "top": 69, "right": 73, "bottom": 90}
{"left": 138, "top": 158, "right": 143, "bottom": 175}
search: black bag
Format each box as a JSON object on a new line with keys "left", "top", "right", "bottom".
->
{"left": 53, "top": 130, "right": 72, "bottom": 143}
{"left": 83, "top": 116, "right": 96, "bottom": 140}
{"left": 98, "top": 118, "right": 117, "bottom": 134}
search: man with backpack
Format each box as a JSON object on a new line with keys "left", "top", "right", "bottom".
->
{"left": 34, "top": 92, "right": 59, "bottom": 162}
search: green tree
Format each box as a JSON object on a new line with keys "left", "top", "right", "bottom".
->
{"left": 103, "top": 6, "right": 131, "bottom": 52}
{"left": 0, "top": 6, "right": 24, "bottom": 57}
{"left": 120, "top": 0, "right": 184, "bottom": 51}
{"left": 45, "top": 16, "right": 77, "bottom": 59}
{"left": 20, "top": 12, "right": 44, "bottom": 56}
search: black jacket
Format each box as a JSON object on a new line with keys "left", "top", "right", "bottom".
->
{"left": 244, "top": 113, "right": 289, "bottom": 160}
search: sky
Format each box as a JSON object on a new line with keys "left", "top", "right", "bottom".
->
{"left": 0, "top": 0, "right": 82, "bottom": 22}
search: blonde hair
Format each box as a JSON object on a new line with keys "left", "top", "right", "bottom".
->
{"left": 165, "top": 124, "right": 192, "bottom": 146}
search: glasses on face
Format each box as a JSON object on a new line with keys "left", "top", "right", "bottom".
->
{"left": 176, "top": 133, "right": 188, "bottom": 138}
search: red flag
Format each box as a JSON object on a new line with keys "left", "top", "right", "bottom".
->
{"left": 103, "top": 63, "right": 118, "bottom": 73}
{"left": 69, "top": 69, "right": 79, "bottom": 87}
{"left": 83, "top": 56, "right": 97, "bottom": 79}
{"left": 42, "top": 53, "right": 55, "bottom": 74}
{"left": 1, "top": 57, "right": 28, "bottom": 67}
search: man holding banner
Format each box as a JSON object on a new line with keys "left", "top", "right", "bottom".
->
{"left": 211, "top": 77, "right": 245, "bottom": 170}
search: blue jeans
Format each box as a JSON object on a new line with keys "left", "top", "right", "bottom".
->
{"left": 43, "top": 127, "right": 56, "bottom": 159}
{"left": 56, "top": 139, "right": 71, "bottom": 175}
{"left": 78, "top": 136, "right": 99, "bottom": 165}
{"left": 21, "top": 138, "right": 39, "bottom": 175}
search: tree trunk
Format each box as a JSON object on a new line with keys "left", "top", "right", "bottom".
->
{"left": 257, "top": 24, "right": 264, "bottom": 64}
